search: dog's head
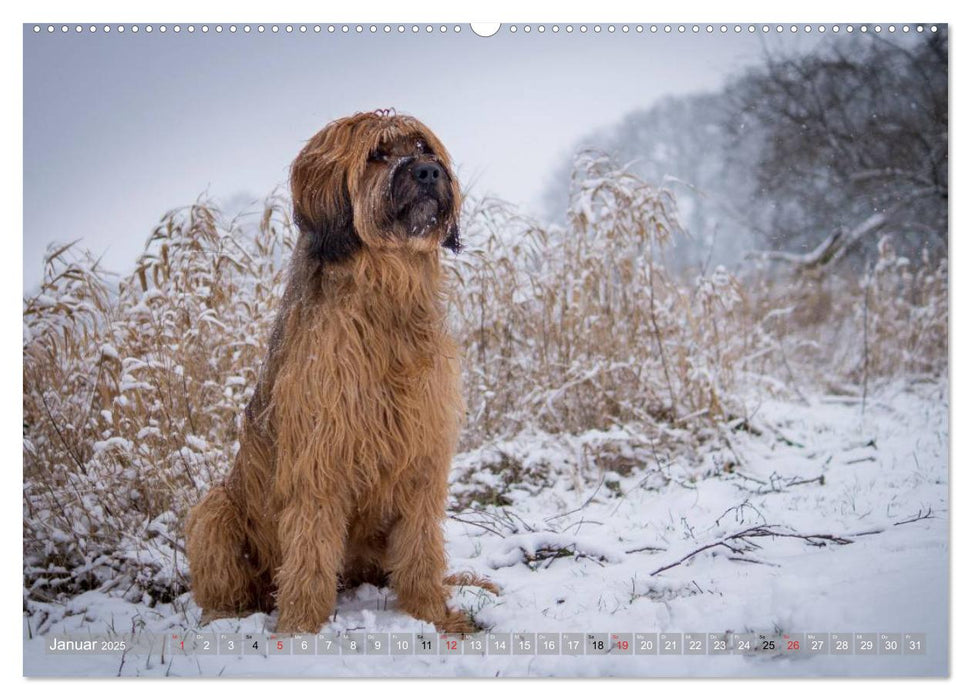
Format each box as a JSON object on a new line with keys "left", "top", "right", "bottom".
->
{"left": 290, "top": 110, "right": 461, "bottom": 263}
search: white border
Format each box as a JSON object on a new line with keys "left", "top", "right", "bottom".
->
{"left": 4, "top": 1, "right": 963, "bottom": 697}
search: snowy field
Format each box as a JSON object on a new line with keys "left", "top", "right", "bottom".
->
{"left": 23, "top": 378, "right": 948, "bottom": 678}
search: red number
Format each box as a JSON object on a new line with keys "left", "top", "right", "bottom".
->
{"left": 787, "top": 640, "right": 799, "bottom": 650}
{"left": 277, "top": 641, "right": 284, "bottom": 650}
{"left": 448, "top": 640, "right": 457, "bottom": 651}
{"left": 618, "top": 641, "right": 629, "bottom": 650}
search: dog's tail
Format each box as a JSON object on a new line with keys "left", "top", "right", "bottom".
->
{"left": 444, "top": 571, "right": 500, "bottom": 595}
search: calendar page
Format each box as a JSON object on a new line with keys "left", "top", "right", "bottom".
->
{"left": 21, "top": 14, "right": 950, "bottom": 679}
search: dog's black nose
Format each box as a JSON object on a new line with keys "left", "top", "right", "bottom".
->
{"left": 412, "top": 162, "right": 442, "bottom": 185}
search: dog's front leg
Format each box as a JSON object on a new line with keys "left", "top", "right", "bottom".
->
{"left": 274, "top": 479, "right": 350, "bottom": 634}
{"left": 387, "top": 465, "right": 474, "bottom": 633}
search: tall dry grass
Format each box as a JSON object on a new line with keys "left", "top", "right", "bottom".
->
{"left": 22, "top": 156, "right": 947, "bottom": 604}
{"left": 449, "top": 153, "right": 756, "bottom": 444}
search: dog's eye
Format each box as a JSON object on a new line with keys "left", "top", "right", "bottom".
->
{"left": 368, "top": 150, "right": 388, "bottom": 163}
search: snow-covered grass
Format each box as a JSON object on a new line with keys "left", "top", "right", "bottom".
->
{"left": 22, "top": 156, "right": 948, "bottom": 677}
{"left": 23, "top": 378, "right": 948, "bottom": 676}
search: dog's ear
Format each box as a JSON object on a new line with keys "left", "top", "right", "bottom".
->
{"left": 293, "top": 178, "right": 362, "bottom": 264}
{"left": 291, "top": 143, "right": 362, "bottom": 264}
{"left": 442, "top": 222, "right": 462, "bottom": 253}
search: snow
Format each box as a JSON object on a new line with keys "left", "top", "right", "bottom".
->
{"left": 185, "top": 435, "right": 208, "bottom": 451}
{"left": 23, "top": 379, "right": 948, "bottom": 677}
{"left": 92, "top": 437, "right": 134, "bottom": 455}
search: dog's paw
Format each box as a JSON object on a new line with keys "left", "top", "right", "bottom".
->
{"left": 434, "top": 608, "right": 481, "bottom": 634}
{"left": 199, "top": 608, "right": 243, "bottom": 626}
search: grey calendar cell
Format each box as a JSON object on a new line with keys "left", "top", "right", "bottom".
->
{"left": 755, "top": 633, "right": 783, "bottom": 655}
{"left": 486, "top": 633, "right": 511, "bottom": 655}
{"left": 415, "top": 632, "right": 438, "bottom": 655}
{"left": 903, "top": 633, "right": 927, "bottom": 655}
{"left": 707, "top": 633, "right": 730, "bottom": 655}
{"left": 805, "top": 633, "right": 828, "bottom": 655}
{"left": 292, "top": 635, "right": 315, "bottom": 655}
{"left": 683, "top": 633, "right": 706, "bottom": 655}
{"left": 166, "top": 635, "right": 188, "bottom": 655}
{"left": 390, "top": 633, "right": 414, "bottom": 655}
{"left": 268, "top": 635, "right": 291, "bottom": 655}
{"left": 855, "top": 633, "right": 878, "bottom": 655}
{"left": 463, "top": 634, "right": 487, "bottom": 655}
{"left": 635, "top": 633, "right": 658, "bottom": 655}
{"left": 316, "top": 633, "right": 340, "bottom": 655}
{"left": 342, "top": 632, "right": 366, "bottom": 655}
{"left": 660, "top": 632, "right": 683, "bottom": 655}
{"left": 366, "top": 633, "right": 389, "bottom": 655}
{"left": 878, "top": 633, "right": 902, "bottom": 655}
{"left": 609, "top": 633, "right": 633, "bottom": 655}
{"left": 537, "top": 633, "right": 560, "bottom": 655}
{"left": 440, "top": 634, "right": 463, "bottom": 654}
{"left": 242, "top": 634, "right": 266, "bottom": 656}
{"left": 192, "top": 634, "right": 217, "bottom": 655}
{"left": 513, "top": 633, "right": 537, "bottom": 655}
{"left": 830, "top": 633, "right": 853, "bottom": 655}
{"left": 732, "top": 633, "right": 757, "bottom": 655}
{"left": 218, "top": 633, "right": 242, "bottom": 655}
{"left": 561, "top": 633, "right": 585, "bottom": 655}
{"left": 163, "top": 634, "right": 184, "bottom": 655}
{"left": 782, "top": 633, "right": 805, "bottom": 655}
{"left": 585, "top": 633, "right": 609, "bottom": 655}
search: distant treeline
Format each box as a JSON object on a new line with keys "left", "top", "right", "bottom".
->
{"left": 544, "top": 30, "right": 948, "bottom": 271}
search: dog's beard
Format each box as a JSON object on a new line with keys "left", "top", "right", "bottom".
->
{"left": 400, "top": 196, "right": 443, "bottom": 237}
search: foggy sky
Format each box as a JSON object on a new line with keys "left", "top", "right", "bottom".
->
{"left": 23, "top": 24, "right": 823, "bottom": 290}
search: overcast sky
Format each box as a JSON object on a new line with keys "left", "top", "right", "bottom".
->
{"left": 23, "top": 24, "right": 824, "bottom": 290}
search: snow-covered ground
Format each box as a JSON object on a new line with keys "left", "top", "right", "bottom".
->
{"left": 23, "top": 379, "right": 948, "bottom": 677}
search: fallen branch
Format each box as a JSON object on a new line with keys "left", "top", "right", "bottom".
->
{"left": 647, "top": 517, "right": 933, "bottom": 576}
{"left": 729, "top": 470, "right": 826, "bottom": 494}
{"left": 748, "top": 212, "right": 888, "bottom": 272}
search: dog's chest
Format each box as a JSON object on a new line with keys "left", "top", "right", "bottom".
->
{"left": 290, "top": 302, "right": 457, "bottom": 459}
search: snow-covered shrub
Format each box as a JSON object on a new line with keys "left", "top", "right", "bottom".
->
{"left": 747, "top": 235, "right": 948, "bottom": 394}
{"left": 449, "top": 152, "right": 756, "bottom": 445}
{"left": 24, "top": 197, "right": 295, "bottom": 602}
{"left": 22, "top": 157, "right": 948, "bottom": 605}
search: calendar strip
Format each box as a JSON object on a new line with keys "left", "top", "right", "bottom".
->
{"left": 43, "top": 632, "right": 926, "bottom": 656}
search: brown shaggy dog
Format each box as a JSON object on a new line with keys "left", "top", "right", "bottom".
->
{"left": 186, "top": 110, "right": 493, "bottom": 634}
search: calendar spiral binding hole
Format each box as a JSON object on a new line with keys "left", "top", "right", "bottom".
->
{"left": 32, "top": 24, "right": 940, "bottom": 35}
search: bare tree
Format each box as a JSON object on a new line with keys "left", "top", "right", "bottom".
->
{"left": 728, "top": 30, "right": 947, "bottom": 268}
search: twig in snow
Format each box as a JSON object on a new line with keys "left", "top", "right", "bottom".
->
{"left": 624, "top": 544, "right": 668, "bottom": 555}
{"left": 727, "top": 556, "right": 781, "bottom": 567}
{"left": 728, "top": 470, "right": 825, "bottom": 494}
{"left": 894, "top": 507, "right": 934, "bottom": 526}
{"left": 449, "top": 514, "right": 506, "bottom": 538}
{"left": 648, "top": 524, "right": 855, "bottom": 576}
{"left": 646, "top": 514, "right": 936, "bottom": 576}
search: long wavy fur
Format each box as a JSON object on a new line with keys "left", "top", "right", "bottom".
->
{"left": 186, "top": 111, "right": 494, "bottom": 634}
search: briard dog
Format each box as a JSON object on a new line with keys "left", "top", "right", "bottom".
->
{"left": 186, "top": 110, "right": 493, "bottom": 634}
